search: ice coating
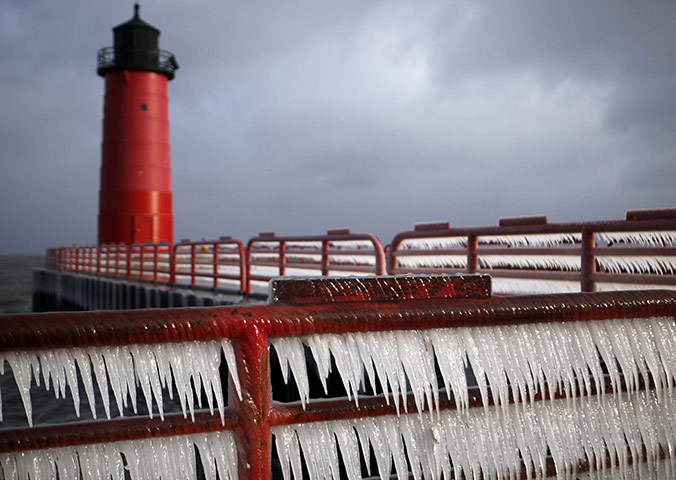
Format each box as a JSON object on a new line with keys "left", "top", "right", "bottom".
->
{"left": 327, "top": 254, "right": 376, "bottom": 266}
{"left": 492, "top": 277, "right": 581, "bottom": 294}
{"left": 0, "top": 430, "right": 237, "bottom": 480}
{"left": 479, "top": 254, "right": 581, "bottom": 271}
{"left": 0, "top": 339, "right": 240, "bottom": 426}
{"left": 597, "top": 230, "right": 676, "bottom": 246}
{"left": 397, "top": 253, "right": 586, "bottom": 272}
{"left": 399, "top": 236, "right": 467, "bottom": 249}
{"left": 396, "top": 255, "right": 468, "bottom": 269}
{"left": 479, "top": 233, "right": 582, "bottom": 246}
{"left": 272, "top": 317, "right": 676, "bottom": 413}
{"left": 596, "top": 255, "right": 676, "bottom": 275}
{"left": 595, "top": 282, "right": 676, "bottom": 292}
{"left": 273, "top": 389, "right": 676, "bottom": 480}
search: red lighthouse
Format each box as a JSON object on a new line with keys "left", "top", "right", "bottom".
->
{"left": 96, "top": 5, "right": 178, "bottom": 245}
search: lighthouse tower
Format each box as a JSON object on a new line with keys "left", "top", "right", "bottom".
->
{"left": 96, "top": 4, "right": 178, "bottom": 245}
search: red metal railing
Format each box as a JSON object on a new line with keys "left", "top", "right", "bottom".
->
{"left": 45, "top": 209, "right": 675, "bottom": 298}
{"left": 246, "top": 228, "right": 386, "bottom": 294}
{"left": 2, "top": 277, "right": 676, "bottom": 479}
{"left": 173, "top": 236, "right": 247, "bottom": 292}
{"left": 388, "top": 208, "right": 676, "bottom": 294}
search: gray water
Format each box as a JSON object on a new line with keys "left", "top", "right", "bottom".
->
{"left": 0, "top": 254, "right": 43, "bottom": 314}
{"left": 0, "top": 255, "right": 187, "bottom": 430}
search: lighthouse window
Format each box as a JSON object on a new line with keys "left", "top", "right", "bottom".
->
{"left": 140, "top": 103, "right": 148, "bottom": 111}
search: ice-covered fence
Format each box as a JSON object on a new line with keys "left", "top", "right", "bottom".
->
{"left": 246, "top": 228, "right": 386, "bottom": 294}
{"left": 173, "top": 237, "right": 247, "bottom": 292}
{"left": 3, "top": 275, "right": 676, "bottom": 479}
{"left": 55, "top": 241, "right": 173, "bottom": 282}
{"left": 388, "top": 208, "right": 676, "bottom": 295}
{"left": 0, "top": 306, "right": 245, "bottom": 479}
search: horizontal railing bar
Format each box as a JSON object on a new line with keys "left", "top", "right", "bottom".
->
{"left": 268, "top": 373, "right": 654, "bottom": 427}
{"left": 392, "top": 218, "right": 676, "bottom": 241}
{"left": 593, "top": 246, "right": 676, "bottom": 256}
{"left": 5, "top": 290, "right": 675, "bottom": 350}
{"left": 262, "top": 290, "right": 676, "bottom": 336}
{"left": 592, "top": 273, "right": 676, "bottom": 285}
{"left": 392, "top": 248, "right": 468, "bottom": 256}
{"left": 325, "top": 264, "right": 376, "bottom": 272}
{"left": 476, "top": 269, "right": 582, "bottom": 280}
{"left": 389, "top": 267, "right": 468, "bottom": 275}
{"left": 0, "top": 410, "right": 237, "bottom": 453}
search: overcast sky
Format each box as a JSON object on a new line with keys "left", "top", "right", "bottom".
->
{"left": 1, "top": 0, "right": 675, "bottom": 253}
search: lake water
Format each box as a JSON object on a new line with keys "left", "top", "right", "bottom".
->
{"left": 0, "top": 254, "right": 44, "bottom": 314}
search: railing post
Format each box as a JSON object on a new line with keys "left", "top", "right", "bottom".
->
{"left": 581, "top": 227, "right": 596, "bottom": 292}
{"left": 238, "top": 242, "right": 248, "bottom": 294}
{"left": 126, "top": 246, "right": 132, "bottom": 279}
{"left": 170, "top": 244, "right": 177, "bottom": 284}
{"left": 467, "top": 234, "right": 478, "bottom": 273}
{"left": 321, "top": 240, "right": 329, "bottom": 276}
{"left": 153, "top": 244, "right": 159, "bottom": 282}
{"left": 279, "top": 240, "right": 286, "bottom": 277}
{"left": 191, "top": 244, "right": 197, "bottom": 286}
{"left": 231, "top": 328, "right": 271, "bottom": 480}
{"left": 213, "top": 242, "right": 219, "bottom": 289}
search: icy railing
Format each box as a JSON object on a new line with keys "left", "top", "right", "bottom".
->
{"left": 47, "top": 209, "right": 675, "bottom": 303}
{"left": 388, "top": 209, "right": 676, "bottom": 294}
{"left": 274, "top": 390, "right": 675, "bottom": 480}
{"left": 266, "top": 278, "right": 676, "bottom": 480}
{"left": 271, "top": 316, "right": 676, "bottom": 414}
{"left": 173, "top": 237, "right": 247, "bottom": 292}
{"left": 4, "top": 275, "right": 676, "bottom": 479}
{"left": 246, "top": 229, "right": 385, "bottom": 294}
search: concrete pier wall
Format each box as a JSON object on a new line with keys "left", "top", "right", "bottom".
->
{"left": 32, "top": 269, "right": 261, "bottom": 312}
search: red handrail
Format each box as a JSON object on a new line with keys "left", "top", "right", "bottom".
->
{"left": 173, "top": 236, "right": 247, "bottom": 292}
{"left": 388, "top": 208, "right": 676, "bottom": 293}
{"left": 43, "top": 209, "right": 675, "bottom": 297}
{"left": 1, "top": 281, "right": 675, "bottom": 479}
{"left": 246, "top": 228, "right": 386, "bottom": 294}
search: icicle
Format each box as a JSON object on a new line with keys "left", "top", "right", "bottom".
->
{"left": 0, "top": 339, "right": 239, "bottom": 425}
{"left": 271, "top": 389, "right": 676, "bottom": 480}
{"left": 597, "top": 230, "right": 676, "bottom": 246}
{"left": 328, "top": 239, "right": 376, "bottom": 249}
{"left": 492, "top": 277, "right": 581, "bottom": 294}
{"left": 270, "top": 316, "right": 676, "bottom": 421}
{"left": 395, "top": 254, "right": 468, "bottom": 269}
{"left": 271, "top": 337, "right": 310, "bottom": 408}
{"left": 399, "top": 236, "right": 467, "bottom": 249}
{"left": 479, "top": 232, "right": 582, "bottom": 246}
{"left": 0, "top": 431, "right": 237, "bottom": 480}
{"left": 596, "top": 255, "right": 676, "bottom": 275}
{"left": 327, "top": 254, "right": 376, "bottom": 266}
{"left": 479, "top": 254, "right": 581, "bottom": 271}
{"left": 595, "top": 282, "right": 676, "bottom": 292}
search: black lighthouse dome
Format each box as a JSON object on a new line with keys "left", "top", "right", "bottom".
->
{"left": 97, "top": 4, "right": 178, "bottom": 80}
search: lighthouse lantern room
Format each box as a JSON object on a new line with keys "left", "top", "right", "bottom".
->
{"left": 96, "top": 4, "right": 178, "bottom": 246}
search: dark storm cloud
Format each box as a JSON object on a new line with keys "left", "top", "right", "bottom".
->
{"left": 0, "top": 0, "right": 674, "bottom": 252}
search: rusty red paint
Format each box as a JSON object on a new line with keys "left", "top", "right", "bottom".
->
{"left": 231, "top": 328, "right": 271, "bottom": 480}
{"left": 2, "top": 290, "right": 675, "bottom": 352}
{"left": 269, "top": 274, "right": 491, "bottom": 305}
{"left": 499, "top": 215, "right": 548, "bottom": 226}
{"left": 3, "top": 282, "right": 676, "bottom": 478}
{"left": 626, "top": 208, "right": 676, "bottom": 221}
